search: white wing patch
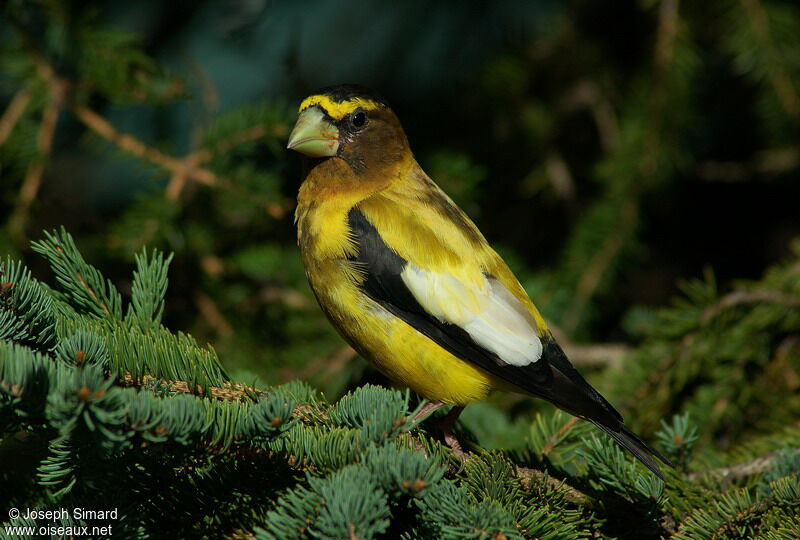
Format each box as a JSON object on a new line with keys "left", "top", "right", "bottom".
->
{"left": 401, "top": 265, "right": 543, "bottom": 366}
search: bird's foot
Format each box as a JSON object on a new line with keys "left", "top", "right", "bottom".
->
{"left": 443, "top": 429, "right": 468, "bottom": 465}
{"left": 439, "top": 406, "right": 469, "bottom": 469}
{"left": 410, "top": 403, "right": 469, "bottom": 468}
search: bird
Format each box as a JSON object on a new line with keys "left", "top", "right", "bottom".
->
{"left": 287, "top": 84, "right": 671, "bottom": 479}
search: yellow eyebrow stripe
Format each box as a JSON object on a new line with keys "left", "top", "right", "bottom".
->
{"left": 299, "top": 95, "right": 384, "bottom": 121}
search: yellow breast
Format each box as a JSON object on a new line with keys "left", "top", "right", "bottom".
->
{"left": 302, "top": 256, "right": 497, "bottom": 405}
{"left": 296, "top": 180, "right": 500, "bottom": 405}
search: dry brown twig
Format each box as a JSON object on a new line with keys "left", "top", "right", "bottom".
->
{"left": 118, "top": 372, "right": 263, "bottom": 401}
{"left": 0, "top": 87, "right": 33, "bottom": 146}
{"left": 688, "top": 451, "right": 787, "bottom": 484}
{"left": 9, "top": 54, "right": 288, "bottom": 228}
{"left": 195, "top": 293, "right": 234, "bottom": 338}
{"left": 70, "top": 103, "right": 218, "bottom": 188}
{"left": 550, "top": 325, "right": 631, "bottom": 370}
{"left": 297, "top": 345, "right": 358, "bottom": 380}
{"left": 6, "top": 63, "right": 66, "bottom": 240}
{"left": 696, "top": 147, "right": 800, "bottom": 182}
{"left": 701, "top": 290, "right": 800, "bottom": 324}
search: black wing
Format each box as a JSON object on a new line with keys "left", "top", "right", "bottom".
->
{"left": 347, "top": 208, "right": 671, "bottom": 478}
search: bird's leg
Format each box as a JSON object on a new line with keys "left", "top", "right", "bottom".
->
{"left": 411, "top": 402, "right": 468, "bottom": 462}
{"left": 439, "top": 406, "right": 466, "bottom": 460}
{"left": 412, "top": 401, "right": 445, "bottom": 423}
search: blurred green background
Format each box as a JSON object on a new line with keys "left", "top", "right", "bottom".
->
{"left": 2, "top": 0, "right": 799, "bottom": 445}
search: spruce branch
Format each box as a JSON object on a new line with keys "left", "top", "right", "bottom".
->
{"left": 540, "top": 417, "right": 582, "bottom": 457}
{"left": 115, "top": 371, "right": 595, "bottom": 506}
{"left": 514, "top": 465, "right": 591, "bottom": 506}
{"left": 117, "top": 373, "right": 264, "bottom": 402}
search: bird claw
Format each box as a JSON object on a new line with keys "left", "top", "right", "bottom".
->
{"left": 410, "top": 403, "right": 469, "bottom": 469}
{"left": 443, "top": 430, "right": 470, "bottom": 472}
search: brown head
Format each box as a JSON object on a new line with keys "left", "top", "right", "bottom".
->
{"left": 287, "top": 85, "right": 410, "bottom": 181}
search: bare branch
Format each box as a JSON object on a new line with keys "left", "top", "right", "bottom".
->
{"left": 549, "top": 326, "right": 631, "bottom": 369}
{"left": 0, "top": 87, "right": 33, "bottom": 146}
{"left": 195, "top": 293, "right": 234, "bottom": 338}
{"left": 544, "top": 150, "right": 575, "bottom": 201}
{"left": 562, "top": 342, "right": 630, "bottom": 369}
{"left": 696, "top": 147, "right": 800, "bottom": 182}
{"left": 701, "top": 290, "right": 800, "bottom": 324}
{"left": 70, "top": 103, "right": 218, "bottom": 187}
{"left": 688, "top": 450, "right": 789, "bottom": 483}
{"left": 7, "top": 89, "right": 61, "bottom": 240}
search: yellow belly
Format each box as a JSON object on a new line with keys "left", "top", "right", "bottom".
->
{"left": 307, "top": 259, "right": 499, "bottom": 406}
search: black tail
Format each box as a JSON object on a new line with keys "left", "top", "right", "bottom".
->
{"left": 534, "top": 338, "right": 672, "bottom": 480}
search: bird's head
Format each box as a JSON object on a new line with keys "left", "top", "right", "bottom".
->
{"left": 287, "top": 85, "right": 409, "bottom": 175}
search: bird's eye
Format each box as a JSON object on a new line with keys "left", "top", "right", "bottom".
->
{"left": 350, "top": 111, "right": 367, "bottom": 129}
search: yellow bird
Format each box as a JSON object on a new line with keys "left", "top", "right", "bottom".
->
{"left": 287, "top": 84, "right": 670, "bottom": 478}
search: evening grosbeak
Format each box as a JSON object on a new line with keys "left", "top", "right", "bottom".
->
{"left": 287, "top": 84, "right": 670, "bottom": 478}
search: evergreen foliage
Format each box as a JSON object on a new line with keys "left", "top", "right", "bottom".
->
{"left": 2, "top": 0, "right": 800, "bottom": 537}
{"left": 0, "top": 231, "right": 798, "bottom": 538}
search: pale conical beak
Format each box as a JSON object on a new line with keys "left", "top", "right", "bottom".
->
{"left": 286, "top": 107, "right": 340, "bottom": 157}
